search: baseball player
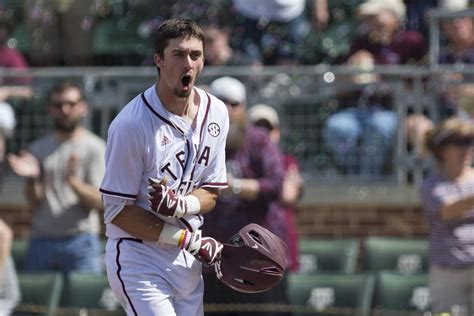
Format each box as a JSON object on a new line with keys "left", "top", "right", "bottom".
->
{"left": 100, "top": 18, "right": 229, "bottom": 316}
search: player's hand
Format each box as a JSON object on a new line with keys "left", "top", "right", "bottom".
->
{"left": 148, "top": 177, "right": 188, "bottom": 218}
{"left": 195, "top": 237, "right": 224, "bottom": 267}
{"left": 183, "top": 230, "right": 223, "bottom": 266}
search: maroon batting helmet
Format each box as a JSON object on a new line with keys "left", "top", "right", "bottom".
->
{"left": 214, "top": 223, "right": 287, "bottom": 293}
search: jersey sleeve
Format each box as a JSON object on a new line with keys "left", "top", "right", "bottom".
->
{"left": 100, "top": 117, "right": 145, "bottom": 203}
{"left": 200, "top": 103, "right": 229, "bottom": 189}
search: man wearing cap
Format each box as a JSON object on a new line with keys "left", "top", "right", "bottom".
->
{"left": 201, "top": 77, "right": 287, "bottom": 316}
{"left": 248, "top": 103, "right": 303, "bottom": 273}
{"left": 347, "top": 0, "right": 426, "bottom": 65}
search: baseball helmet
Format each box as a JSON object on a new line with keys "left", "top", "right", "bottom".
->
{"left": 214, "top": 223, "right": 287, "bottom": 293}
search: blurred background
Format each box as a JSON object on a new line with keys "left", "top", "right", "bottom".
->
{"left": 1, "top": 0, "right": 474, "bottom": 315}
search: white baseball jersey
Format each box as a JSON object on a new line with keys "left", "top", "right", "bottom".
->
{"left": 100, "top": 85, "right": 229, "bottom": 316}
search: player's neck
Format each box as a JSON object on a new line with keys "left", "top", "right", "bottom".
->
{"left": 156, "top": 85, "right": 199, "bottom": 123}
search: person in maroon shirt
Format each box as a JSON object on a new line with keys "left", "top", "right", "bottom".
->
{"left": 0, "top": 16, "right": 32, "bottom": 190}
{"left": 347, "top": 0, "right": 426, "bottom": 65}
{"left": 201, "top": 77, "right": 287, "bottom": 316}
{"left": 0, "top": 16, "right": 31, "bottom": 87}
{"left": 248, "top": 103, "right": 303, "bottom": 273}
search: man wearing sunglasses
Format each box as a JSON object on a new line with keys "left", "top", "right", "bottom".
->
{"left": 8, "top": 81, "right": 106, "bottom": 275}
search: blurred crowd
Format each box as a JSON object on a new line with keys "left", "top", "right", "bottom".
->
{"left": 0, "top": 0, "right": 471, "bottom": 67}
{"left": 0, "top": 1, "right": 473, "bottom": 315}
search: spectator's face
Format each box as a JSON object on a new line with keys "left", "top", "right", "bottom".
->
{"left": 224, "top": 99, "right": 246, "bottom": 125}
{"left": 363, "top": 10, "right": 398, "bottom": 39}
{"left": 204, "top": 27, "right": 229, "bottom": 65}
{"left": 154, "top": 36, "right": 204, "bottom": 98}
{"left": 223, "top": 99, "right": 246, "bottom": 152}
{"left": 439, "top": 139, "right": 474, "bottom": 167}
{"left": 441, "top": 17, "right": 473, "bottom": 45}
{"left": 48, "top": 88, "right": 87, "bottom": 133}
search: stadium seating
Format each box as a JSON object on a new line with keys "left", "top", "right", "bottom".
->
{"left": 362, "top": 237, "right": 428, "bottom": 274}
{"left": 61, "top": 272, "right": 124, "bottom": 315}
{"left": 298, "top": 238, "right": 359, "bottom": 273}
{"left": 372, "top": 271, "right": 430, "bottom": 313}
{"left": 288, "top": 272, "right": 375, "bottom": 316}
{"left": 11, "top": 239, "right": 28, "bottom": 271}
{"left": 14, "top": 272, "right": 63, "bottom": 316}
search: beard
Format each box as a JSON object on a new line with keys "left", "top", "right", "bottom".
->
{"left": 54, "top": 119, "right": 80, "bottom": 133}
{"left": 226, "top": 119, "right": 247, "bottom": 156}
{"left": 173, "top": 88, "right": 192, "bottom": 98}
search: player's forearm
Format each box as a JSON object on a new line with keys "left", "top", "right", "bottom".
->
{"left": 440, "top": 195, "right": 474, "bottom": 220}
{"left": 112, "top": 205, "right": 166, "bottom": 242}
{"left": 190, "top": 187, "right": 219, "bottom": 213}
{"left": 24, "top": 177, "right": 44, "bottom": 207}
{"left": 68, "top": 176, "right": 103, "bottom": 211}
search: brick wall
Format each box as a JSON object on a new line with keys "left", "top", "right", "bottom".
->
{"left": 1, "top": 179, "right": 429, "bottom": 239}
{"left": 295, "top": 203, "right": 429, "bottom": 238}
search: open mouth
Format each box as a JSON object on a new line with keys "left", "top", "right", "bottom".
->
{"left": 181, "top": 75, "right": 192, "bottom": 88}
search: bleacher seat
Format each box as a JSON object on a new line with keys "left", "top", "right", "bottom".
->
{"left": 363, "top": 237, "right": 428, "bottom": 274}
{"left": 14, "top": 272, "right": 63, "bottom": 316}
{"left": 11, "top": 239, "right": 28, "bottom": 271}
{"left": 61, "top": 272, "right": 124, "bottom": 315}
{"left": 298, "top": 238, "right": 359, "bottom": 274}
{"left": 288, "top": 273, "right": 375, "bottom": 316}
{"left": 372, "top": 271, "right": 430, "bottom": 313}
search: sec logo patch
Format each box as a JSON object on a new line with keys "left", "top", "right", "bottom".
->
{"left": 208, "top": 123, "right": 220, "bottom": 137}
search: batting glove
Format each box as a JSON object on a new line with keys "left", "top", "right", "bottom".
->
{"left": 148, "top": 177, "right": 200, "bottom": 217}
{"left": 181, "top": 230, "right": 224, "bottom": 267}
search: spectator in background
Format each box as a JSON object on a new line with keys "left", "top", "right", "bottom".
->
{"left": 437, "top": 1, "right": 474, "bottom": 120}
{"left": 404, "top": 0, "right": 438, "bottom": 39}
{"left": 0, "top": 219, "right": 20, "bottom": 315}
{"left": 23, "top": 0, "right": 103, "bottom": 66}
{"left": 439, "top": 1, "right": 474, "bottom": 64}
{"left": 0, "top": 102, "right": 15, "bottom": 191}
{"left": 203, "top": 23, "right": 260, "bottom": 67}
{"left": 0, "top": 15, "right": 33, "bottom": 91}
{"left": 7, "top": 81, "right": 106, "bottom": 275}
{"left": 231, "top": 0, "right": 312, "bottom": 65}
{"left": 322, "top": 50, "right": 397, "bottom": 176}
{"left": 347, "top": 0, "right": 426, "bottom": 65}
{"left": 248, "top": 103, "right": 303, "bottom": 272}
{"left": 202, "top": 77, "right": 287, "bottom": 316}
{"left": 421, "top": 118, "right": 474, "bottom": 314}
{"left": 407, "top": 0, "right": 473, "bottom": 158}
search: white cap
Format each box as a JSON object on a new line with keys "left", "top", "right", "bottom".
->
{"left": 0, "top": 102, "right": 16, "bottom": 137}
{"left": 248, "top": 103, "right": 280, "bottom": 127}
{"left": 209, "top": 76, "right": 246, "bottom": 104}
{"left": 358, "top": 0, "right": 406, "bottom": 20}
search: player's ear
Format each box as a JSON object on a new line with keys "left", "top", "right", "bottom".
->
{"left": 154, "top": 53, "right": 162, "bottom": 67}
